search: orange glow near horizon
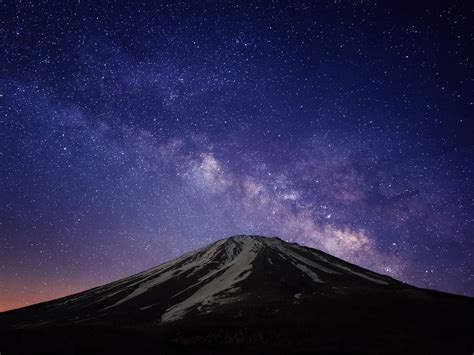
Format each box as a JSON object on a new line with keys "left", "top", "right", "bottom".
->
{"left": 0, "top": 277, "right": 99, "bottom": 313}
{"left": 0, "top": 286, "right": 83, "bottom": 313}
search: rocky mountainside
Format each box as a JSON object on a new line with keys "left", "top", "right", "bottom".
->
{"left": 0, "top": 235, "right": 472, "bottom": 354}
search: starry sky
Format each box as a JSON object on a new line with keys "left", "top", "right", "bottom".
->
{"left": 1, "top": 1, "right": 473, "bottom": 311}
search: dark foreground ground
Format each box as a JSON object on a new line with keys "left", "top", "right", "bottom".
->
{"left": 0, "top": 291, "right": 473, "bottom": 355}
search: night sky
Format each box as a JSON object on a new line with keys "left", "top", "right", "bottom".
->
{"left": 1, "top": 1, "right": 473, "bottom": 311}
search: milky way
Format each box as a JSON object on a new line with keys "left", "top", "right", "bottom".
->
{"left": 0, "top": 1, "right": 472, "bottom": 311}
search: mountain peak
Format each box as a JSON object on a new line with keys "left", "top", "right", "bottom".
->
{"left": 1, "top": 234, "right": 472, "bottom": 354}
{"left": 218, "top": 234, "right": 283, "bottom": 244}
{"left": 0, "top": 234, "right": 396, "bottom": 327}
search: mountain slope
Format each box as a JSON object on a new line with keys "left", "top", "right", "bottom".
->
{"left": 0, "top": 235, "right": 396, "bottom": 327}
{"left": 0, "top": 235, "right": 473, "bottom": 354}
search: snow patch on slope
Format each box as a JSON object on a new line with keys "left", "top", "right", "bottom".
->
{"left": 331, "top": 263, "right": 389, "bottom": 285}
{"left": 269, "top": 240, "right": 341, "bottom": 275}
{"left": 294, "top": 264, "right": 324, "bottom": 283}
{"left": 161, "top": 237, "right": 261, "bottom": 322}
{"left": 102, "top": 239, "right": 230, "bottom": 309}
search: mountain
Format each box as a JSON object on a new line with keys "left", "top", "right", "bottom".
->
{"left": 0, "top": 235, "right": 473, "bottom": 354}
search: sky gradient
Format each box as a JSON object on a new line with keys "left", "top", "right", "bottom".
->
{"left": 0, "top": 1, "right": 473, "bottom": 311}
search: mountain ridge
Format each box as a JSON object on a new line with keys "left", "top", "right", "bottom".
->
{"left": 1, "top": 234, "right": 400, "bottom": 326}
{"left": 0, "top": 234, "right": 473, "bottom": 354}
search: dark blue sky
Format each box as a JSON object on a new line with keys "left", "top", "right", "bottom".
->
{"left": 0, "top": 1, "right": 472, "bottom": 311}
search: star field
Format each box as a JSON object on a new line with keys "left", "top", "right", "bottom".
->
{"left": 0, "top": 1, "right": 473, "bottom": 311}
